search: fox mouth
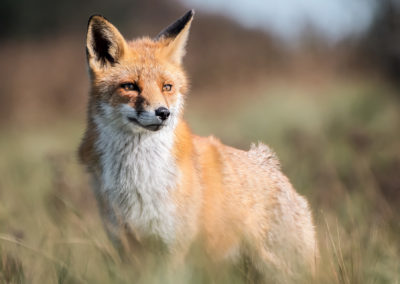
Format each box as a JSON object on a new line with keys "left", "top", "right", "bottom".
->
{"left": 127, "top": 117, "right": 164, "bottom": 131}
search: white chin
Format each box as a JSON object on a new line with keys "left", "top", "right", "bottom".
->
{"left": 128, "top": 123, "right": 148, "bottom": 133}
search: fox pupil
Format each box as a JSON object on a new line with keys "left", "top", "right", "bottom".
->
{"left": 121, "top": 82, "right": 140, "bottom": 92}
{"left": 163, "top": 84, "right": 172, "bottom": 92}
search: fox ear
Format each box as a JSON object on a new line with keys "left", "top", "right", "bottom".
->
{"left": 155, "top": 10, "right": 194, "bottom": 65}
{"left": 86, "top": 15, "right": 127, "bottom": 70}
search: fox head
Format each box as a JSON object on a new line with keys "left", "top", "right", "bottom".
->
{"left": 86, "top": 10, "right": 194, "bottom": 133}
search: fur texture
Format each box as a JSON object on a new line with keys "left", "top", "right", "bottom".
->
{"left": 79, "top": 10, "right": 318, "bottom": 282}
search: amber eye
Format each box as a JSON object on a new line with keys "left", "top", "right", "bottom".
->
{"left": 163, "top": 84, "right": 173, "bottom": 92}
{"left": 121, "top": 82, "right": 140, "bottom": 92}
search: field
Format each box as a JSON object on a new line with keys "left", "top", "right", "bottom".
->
{"left": 1, "top": 76, "right": 399, "bottom": 283}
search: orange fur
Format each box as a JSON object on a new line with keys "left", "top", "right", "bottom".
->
{"left": 79, "top": 11, "right": 317, "bottom": 282}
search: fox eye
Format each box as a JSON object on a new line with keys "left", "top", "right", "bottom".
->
{"left": 121, "top": 82, "right": 140, "bottom": 92}
{"left": 163, "top": 84, "right": 173, "bottom": 92}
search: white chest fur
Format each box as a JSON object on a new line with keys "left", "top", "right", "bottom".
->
{"left": 93, "top": 117, "right": 179, "bottom": 244}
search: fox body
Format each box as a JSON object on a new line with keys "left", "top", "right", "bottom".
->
{"left": 79, "top": 10, "right": 317, "bottom": 281}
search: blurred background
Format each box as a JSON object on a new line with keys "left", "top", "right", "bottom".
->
{"left": 0, "top": 0, "right": 399, "bottom": 282}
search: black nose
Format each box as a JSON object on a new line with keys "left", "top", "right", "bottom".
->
{"left": 155, "top": 107, "right": 170, "bottom": 121}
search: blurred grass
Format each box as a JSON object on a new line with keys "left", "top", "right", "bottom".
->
{"left": 1, "top": 80, "right": 400, "bottom": 283}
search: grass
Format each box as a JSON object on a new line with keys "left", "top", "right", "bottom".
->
{"left": 0, "top": 80, "right": 399, "bottom": 283}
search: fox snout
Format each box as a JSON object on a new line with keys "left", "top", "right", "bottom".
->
{"left": 155, "top": 107, "right": 170, "bottom": 121}
{"left": 125, "top": 105, "right": 171, "bottom": 132}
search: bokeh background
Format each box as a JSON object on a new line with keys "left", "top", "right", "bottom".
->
{"left": 1, "top": 0, "right": 399, "bottom": 282}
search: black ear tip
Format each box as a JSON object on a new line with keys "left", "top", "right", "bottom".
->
{"left": 155, "top": 9, "right": 195, "bottom": 40}
{"left": 184, "top": 9, "right": 195, "bottom": 21}
{"left": 88, "top": 14, "right": 104, "bottom": 21}
{"left": 178, "top": 9, "right": 195, "bottom": 25}
{"left": 88, "top": 14, "right": 108, "bottom": 26}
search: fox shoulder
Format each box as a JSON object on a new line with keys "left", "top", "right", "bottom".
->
{"left": 248, "top": 142, "right": 281, "bottom": 170}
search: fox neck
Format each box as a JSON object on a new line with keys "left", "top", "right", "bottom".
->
{"left": 93, "top": 110, "right": 180, "bottom": 243}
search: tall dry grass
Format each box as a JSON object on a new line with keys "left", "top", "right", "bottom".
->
{"left": 0, "top": 78, "right": 399, "bottom": 283}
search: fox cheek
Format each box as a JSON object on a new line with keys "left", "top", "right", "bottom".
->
{"left": 107, "top": 92, "right": 130, "bottom": 107}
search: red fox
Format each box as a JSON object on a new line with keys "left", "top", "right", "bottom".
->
{"left": 79, "top": 10, "right": 317, "bottom": 282}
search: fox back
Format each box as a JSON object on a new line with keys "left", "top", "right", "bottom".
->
{"left": 79, "top": 10, "right": 318, "bottom": 282}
